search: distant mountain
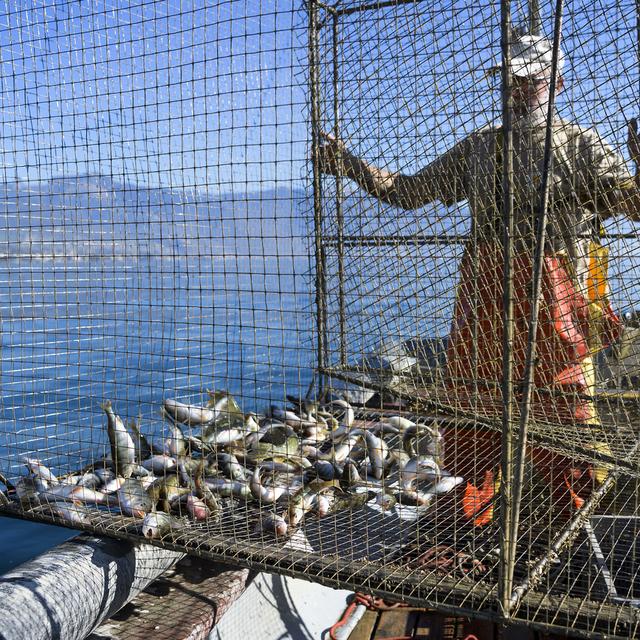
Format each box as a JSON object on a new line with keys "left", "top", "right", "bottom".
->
{"left": 0, "top": 175, "right": 312, "bottom": 260}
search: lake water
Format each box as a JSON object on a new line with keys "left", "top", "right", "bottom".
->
{"left": 2, "top": 209, "right": 639, "bottom": 576}
{"left": 0, "top": 253, "right": 316, "bottom": 573}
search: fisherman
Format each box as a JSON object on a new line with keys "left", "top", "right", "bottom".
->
{"left": 318, "top": 33, "right": 640, "bottom": 522}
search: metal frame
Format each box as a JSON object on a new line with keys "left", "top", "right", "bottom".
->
{"left": 309, "top": 0, "right": 640, "bottom": 633}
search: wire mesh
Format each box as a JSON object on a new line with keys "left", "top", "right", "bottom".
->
{"left": 2, "top": 1, "right": 640, "bottom": 638}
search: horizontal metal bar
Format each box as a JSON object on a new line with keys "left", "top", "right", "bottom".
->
{"left": 334, "top": 0, "right": 429, "bottom": 18}
{"left": 321, "top": 233, "right": 640, "bottom": 247}
{"left": 322, "top": 234, "right": 468, "bottom": 246}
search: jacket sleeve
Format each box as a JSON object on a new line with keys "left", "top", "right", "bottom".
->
{"left": 413, "top": 135, "right": 471, "bottom": 206}
{"left": 579, "top": 127, "right": 635, "bottom": 218}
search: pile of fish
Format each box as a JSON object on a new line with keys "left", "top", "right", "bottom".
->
{"left": 0, "top": 391, "right": 464, "bottom": 542}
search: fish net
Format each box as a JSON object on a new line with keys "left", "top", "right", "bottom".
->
{"left": 1, "top": 1, "right": 640, "bottom": 638}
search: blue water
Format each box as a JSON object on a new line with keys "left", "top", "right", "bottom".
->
{"left": 0, "top": 252, "right": 315, "bottom": 573}
{"left": 3, "top": 196, "right": 639, "bottom": 576}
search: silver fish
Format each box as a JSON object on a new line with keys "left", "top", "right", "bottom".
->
{"left": 426, "top": 475, "right": 464, "bottom": 495}
{"left": 204, "top": 427, "right": 246, "bottom": 446}
{"left": 95, "top": 468, "right": 116, "bottom": 485}
{"left": 142, "top": 455, "right": 177, "bottom": 475}
{"left": 101, "top": 401, "right": 136, "bottom": 475}
{"left": 363, "top": 431, "right": 389, "bottom": 480}
{"left": 164, "top": 420, "right": 187, "bottom": 457}
{"left": 163, "top": 398, "right": 215, "bottom": 426}
{"left": 117, "top": 478, "right": 153, "bottom": 518}
{"left": 320, "top": 435, "right": 361, "bottom": 464}
{"left": 403, "top": 423, "right": 443, "bottom": 460}
{"left": 267, "top": 405, "right": 305, "bottom": 426}
{"left": 395, "top": 489, "right": 434, "bottom": 507}
{"left": 285, "top": 488, "right": 317, "bottom": 527}
{"left": 262, "top": 513, "right": 288, "bottom": 537}
{"left": 77, "top": 472, "right": 101, "bottom": 489}
{"left": 70, "top": 486, "right": 111, "bottom": 505}
{"left": 205, "top": 478, "right": 251, "bottom": 500}
{"left": 386, "top": 416, "right": 416, "bottom": 431}
{"left": 321, "top": 399, "right": 354, "bottom": 427}
{"left": 141, "top": 511, "right": 178, "bottom": 539}
{"left": 40, "top": 485, "right": 110, "bottom": 506}
{"left": 102, "top": 476, "right": 126, "bottom": 494}
{"left": 399, "top": 456, "right": 440, "bottom": 491}
{"left": 128, "top": 418, "right": 153, "bottom": 461}
{"left": 43, "top": 501, "right": 92, "bottom": 525}
{"left": 25, "top": 458, "right": 58, "bottom": 485}
{"left": 341, "top": 459, "right": 362, "bottom": 485}
{"left": 250, "top": 467, "right": 289, "bottom": 503}
{"left": 215, "top": 453, "right": 246, "bottom": 481}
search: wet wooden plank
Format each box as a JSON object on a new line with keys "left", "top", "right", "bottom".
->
{"left": 356, "top": 606, "right": 573, "bottom": 640}
{"left": 374, "top": 609, "right": 416, "bottom": 638}
{"left": 348, "top": 609, "right": 378, "bottom": 640}
{"left": 88, "top": 557, "right": 249, "bottom": 640}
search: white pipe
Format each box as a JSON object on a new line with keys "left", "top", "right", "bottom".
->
{"left": 332, "top": 603, "right": 368, "bottom": 640}
{"left": 0, "top": 534, "right": 184, "bottom": 640}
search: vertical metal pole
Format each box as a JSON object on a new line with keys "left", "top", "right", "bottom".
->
{"left": 498, "top": 0, "right": 515, "bottom": 618}
{"left": 332, "top": 14, "right": 346, "bottom": 367}
{"left": 309, "top": 1, "right": 328, "bottom": 383}
{"left": 529, "top": 0, "right": 541, "bottom": 35}
{"left": 507, "top": 0, "right": 564, "bottom": 614}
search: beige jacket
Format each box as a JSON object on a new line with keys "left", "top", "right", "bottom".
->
{"left": 418, "top": 116, "right": 634, "bottom": 293}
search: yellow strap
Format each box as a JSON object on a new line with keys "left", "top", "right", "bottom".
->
{"left": 587, "top": 240, "right": 609, "bottom": 302}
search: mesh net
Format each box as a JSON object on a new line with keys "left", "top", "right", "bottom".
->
{"left": 2, "top": 1, "right": 640, "bottom": 637}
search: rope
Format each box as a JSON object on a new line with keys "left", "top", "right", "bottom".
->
{"left": 328, "top": 592, "right": 411, "bottom": 640}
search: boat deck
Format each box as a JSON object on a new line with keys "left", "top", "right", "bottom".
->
{"left": 351, "top": 607, "right": 568, "bottom": 640}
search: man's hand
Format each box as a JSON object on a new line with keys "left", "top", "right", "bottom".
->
{"left": 317, "top": 131, "right": 349, "bottom": 176}
{"left": 628, "top": 117, "right": 640, "bottom": 167}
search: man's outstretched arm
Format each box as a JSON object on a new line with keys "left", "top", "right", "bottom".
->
{"left": 317, "top": 132, "right": 464, "bottom": 210}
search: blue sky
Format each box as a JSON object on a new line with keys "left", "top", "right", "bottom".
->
{"left": 0, "top": 0, "right": 636, "bottom": 193}
{"left": 0, "top": 0, "right": 310, "bottom": 192}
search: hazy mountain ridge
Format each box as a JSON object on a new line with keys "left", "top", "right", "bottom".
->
{"left": 0, "top": 175, "right": 311, "bottom": 259}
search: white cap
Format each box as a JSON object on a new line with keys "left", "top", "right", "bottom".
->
{"left": 509, "top": 34, "right": 564, "bottom": 78}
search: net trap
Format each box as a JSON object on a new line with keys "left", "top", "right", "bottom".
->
{"left": 2, "top": 1, "right": 640, "bottom": 638}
